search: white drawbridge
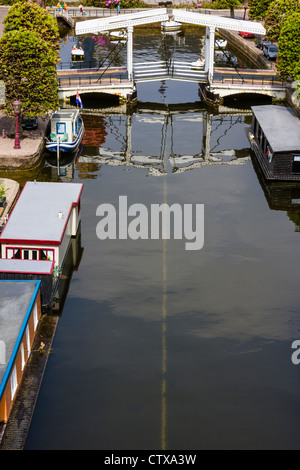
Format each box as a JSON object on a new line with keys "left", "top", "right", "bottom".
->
{"left": 75, "top": 9, "right": 266, "bottom": 85}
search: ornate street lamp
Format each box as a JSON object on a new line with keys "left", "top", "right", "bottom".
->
{"left": 13, "top": 99, "right": 21, "bottom": 150}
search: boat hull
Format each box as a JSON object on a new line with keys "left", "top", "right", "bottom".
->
{"left": 249, "top": 134, "right": 300, "bottom": 183}
{"left": 161, "top": 21, "right": 181, "bottom": 32}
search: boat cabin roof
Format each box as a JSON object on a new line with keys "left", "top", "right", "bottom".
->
{"left": 252, "top": 105, "right": 300, "bottom": 153}
{"left": 0, "top": 182, "right": 83, "bottom": 246}
{"left": 51, "top": 109, "right": 80, "bottom": 122}
{"left": 0, "top": 259, "right": 54, "bottom": 275}
{"left": 0, "top": 281, "right": 41, "bottom": 401}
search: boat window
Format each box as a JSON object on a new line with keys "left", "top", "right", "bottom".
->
{"left": 14, "top": 249, "right": 21, "bottom": 259}
{"left": 23, "top": 250, "right": 29, "bottom": 260}
{"left": 32, "top": 250, "right": 38, "bottom": 260}
{"left": 40, "top": 249, "right": 54, "bottom": 261}
{"left": 56, "top": 122, "right": 66, "bottom": 135}
{"left": 266, "top": 147, "right": 273, "bottom": 163}
{"left": 7, "top": 248, "right": 14, "bottom": 259}
{"left": 253, "top": 117, "right": 257, "bottom": 135}
{"left": 293, "top": 156, "right": 300, "bottom": 174}
{"left": 255, "top": 122, "right": 260, "bottom": 139}
{"left": 262, "top": 134, "right": 266, "bottom": 153}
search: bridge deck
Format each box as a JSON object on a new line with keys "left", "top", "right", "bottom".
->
{"left": 57, "top": 64, "right": 286, "bottom": 104}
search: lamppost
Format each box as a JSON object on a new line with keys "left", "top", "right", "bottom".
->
{"left": 243, "top": 0, "right": 249, "bottom": 20}
{"left": 13, "top": 99, "right": 21, "bottom": 150}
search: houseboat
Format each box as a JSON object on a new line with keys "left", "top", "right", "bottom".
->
{"left": 0, "top": 181, "right": 83, "bottom": 312}
{"left": 249, "top": 105, "right": 300, "bottom": 182}
{"left": 0, "top": 281, "right": 42, "bottom": 426}
{"left": 45, "top": 109, "right": 85, "bottom": 154}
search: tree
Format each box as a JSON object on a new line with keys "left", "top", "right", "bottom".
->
{"left": 277, "top": 12, "right": 300, "bottom": 81}
{"left": 0, "top": 29, "right": 59, "bottom": 116}
{"left": 211, "top": 0, "right": 241, "bottom": 18}
{"left": 264, "top": 0, "right": 300, "bottom": 41}
{"left": 248, "top": 0, "right": 273, "bottom": 20}
{"left": 0, "top": 1, "right": 60, "bottom": 116}
{"left": 3, "top": 1, "right": 60, "bottom": 54}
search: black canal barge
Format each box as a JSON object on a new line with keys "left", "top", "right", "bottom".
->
{"left": 249, "top": 105, "right": 300, "bottom": 182}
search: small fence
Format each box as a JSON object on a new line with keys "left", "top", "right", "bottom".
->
{"left": 214, "top": 74, "right": 285, "bottom": 87}
{"left": 49, "top": 7, "right": 151, "bottom": 20}
{"left": 49, "top": 7, "right": 247, "bottom": 20}
{"left": 57, "top": 73, "right": 129, "bottom": 88}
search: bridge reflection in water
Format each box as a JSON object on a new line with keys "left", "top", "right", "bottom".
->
{"left": 77, "top": 103, "right": 252, "bottom": 177}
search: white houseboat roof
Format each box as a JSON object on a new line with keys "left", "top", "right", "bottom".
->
{"left": 252, "top": 105, "right": 300, "bottom": 153}
{"left": 0, "top": 281, "right": 41, "bottom": 401}
{"left": 51, "top": 109, "right": 80, "bottom": 122}
{"left": 0, "top": 182, "right": 83, "bottom": 246}
{"left": 0, "top": 259, "right": 54, "bottom": 275}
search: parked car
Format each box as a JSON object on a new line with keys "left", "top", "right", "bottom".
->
{"left": 263, "top": 44, "right": 278, "bottom": 60}
{"left": 239, "top": 31, "right": 255, "bottom": 39}
{"left": 256, "top": 38, "right": 272, "bottom": 50}
{"left": 21, "top": 116, "right": 38, "bottom": 130}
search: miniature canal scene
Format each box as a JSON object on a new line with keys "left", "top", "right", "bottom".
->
{"left": 0, "top": 0, "right": 300, "bottom": 452}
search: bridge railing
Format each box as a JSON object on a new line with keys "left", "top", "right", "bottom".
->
{"left": 49, "top": 7, "right": 151, "bottom": 19}
{"left": 57, "top": 60, "right": 100, "bottom": 70}
{"left": 57, "top": 74, "right": 129, "bottom": 88}
{"left": 214, "top": 74, "right": 285, "bottom": 87}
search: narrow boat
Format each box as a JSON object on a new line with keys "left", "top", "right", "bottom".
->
{"left": 71, "top": 46, "right": 84, "bottom": 61}
{"left": 215, "top": 39, "right": 227, "bottom": 49}
{"left": 161, "top": 20, "right": 181, "bottom": 32}
{"left": 249, "top": 105, "right": 300, "bottom": 182}
{"left": 46, "top": 109, "right": 85, "bottom": 153}
{"left": 191, "top": 57, "right": 205, "bottom": 69}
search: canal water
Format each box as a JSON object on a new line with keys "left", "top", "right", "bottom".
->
{"left": 9, "top": 26, "right": 300, "bottom": 449}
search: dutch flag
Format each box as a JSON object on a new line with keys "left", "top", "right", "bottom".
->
{"left": 76, "top": 90, "right": 83, "bottom": 108}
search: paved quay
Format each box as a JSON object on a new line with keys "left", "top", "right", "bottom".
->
{"left": 0, "top": 113, "right": 49, "bottom": 170}
{"left": 0, "top": 7, "right": 50, "bottom": 170}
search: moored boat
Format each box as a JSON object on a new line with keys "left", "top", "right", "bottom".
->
{"left": 191, "top": 57, "right": 205, "bottom": 69}
{"left": 71, "top": 46, "right": 84, "bottom": 61}
{"left": 46, "top": 109, "right": 85, "bottom": 154}
{"left": 109, "top": 30, "right": 127, "bottom": 40}
{"left": 249, "top": 105, "right": 300, "bottom": 182}
{"left": 0, "top": 181, "right": 84, "bottom": 312}
{"left": 161, "top": 20, "right": 181, "bottom": 32}
{"left": 215, "top": 39, "right": 227, "bottom": 49}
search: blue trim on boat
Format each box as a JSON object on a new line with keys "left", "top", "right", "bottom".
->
{"left": 0, "top": 280, "right": 41, "bottom": 402}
